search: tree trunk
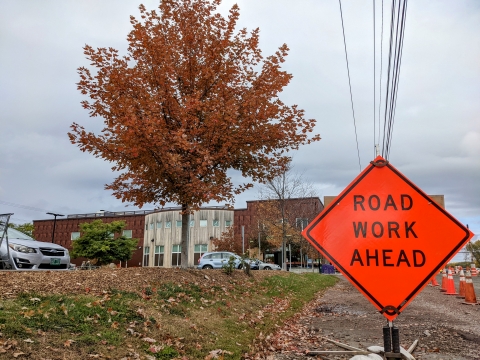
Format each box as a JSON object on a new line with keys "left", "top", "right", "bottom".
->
{"left": 181, "top": 204, "right": 190, "bottom": 269}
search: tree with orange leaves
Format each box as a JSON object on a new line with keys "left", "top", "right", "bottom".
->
{"left": 69, "top": 0, "right": 320, "bottom": 268}
{"left": 211, "top": 228, "right": 242, "bottom": 255}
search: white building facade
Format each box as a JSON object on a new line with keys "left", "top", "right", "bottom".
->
{"left": 143, "top": 206, "right": 234, "bottom": 268}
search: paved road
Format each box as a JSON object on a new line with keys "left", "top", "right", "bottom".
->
{"left": 273, "top": 276, "right": 480, "bottom": 360}
{"left": 290, "top": 268, "right": 480, "bottom": 297}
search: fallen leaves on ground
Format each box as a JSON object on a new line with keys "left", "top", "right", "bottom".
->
{"left": 0, "top": 267, "right": 293, "bottom": 359}
{"left": 63, "top": 339, "right": 75, "bottom": 347}
{"left": 205, "top": 349, "right": 234, "bottom": 359}
{"left": 246, "top": 292, "right": 330, "bottom": 359}
{"left": 0, "top": 268, "right": 277, "bottom": 299}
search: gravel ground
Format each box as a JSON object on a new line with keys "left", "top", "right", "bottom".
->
{"left": 273, "top": 273, "right": 480, "bottom": 360}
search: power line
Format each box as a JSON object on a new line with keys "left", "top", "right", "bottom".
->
{"left": 377, "top": 0, "right": 384, "bottom": 151}
{"left": 385, "top": 0, "right": 402, "bottom": 157}
{"left": 385, "top": 0, "right": 408, "bottom": 159}
{"left": 338, "top": 0, "right": 362, "bottom": 172}
{"left": 381, "top": 0, "right": 408, "bottom": 159}
{"left": 381, "top": 0, "right": 396, "bottom": 157}
{"left": 0, "top": 200, "right": 49, "bottom": 213}
{"left": 10, "top": 217, "right": 34, "bottom": 224}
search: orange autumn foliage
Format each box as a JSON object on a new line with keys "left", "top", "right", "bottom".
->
{"left": 211, "top": 227, "right": 243, "bottom": 255}
{"left": 69, "top": 0, "right": 320, "bottom": 267}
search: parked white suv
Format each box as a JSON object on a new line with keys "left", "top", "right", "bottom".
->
{"left": 0, "top": 228, "right": 70, "bottom": 270}
{"left": 197, "top": 251, "right": 243, "bottom": 270}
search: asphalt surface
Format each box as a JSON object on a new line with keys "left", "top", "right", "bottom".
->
{"left": 291, "top": 267, "right": 480, "bottom": 294}
{"left": 272, "top": 274, "right": 480, "bottom": 360}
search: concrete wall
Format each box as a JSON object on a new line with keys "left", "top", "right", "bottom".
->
{"left": 143, "top": 208, "right": 234, "bottom": 268}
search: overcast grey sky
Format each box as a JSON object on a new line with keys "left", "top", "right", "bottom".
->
{"left": 1, "top": 1, "right": 479, "bottom": 252}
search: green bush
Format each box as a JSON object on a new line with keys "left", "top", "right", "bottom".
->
{"left": 222, "top": 256, "right": 236, "bottom": 275}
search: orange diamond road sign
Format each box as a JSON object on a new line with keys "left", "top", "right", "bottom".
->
{"left": 303, "top": 156, "right": 474, "bottom": 321}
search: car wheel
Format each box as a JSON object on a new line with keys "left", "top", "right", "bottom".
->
{"left": 237, "top": 264, "right": 243, "bottom": 269}
{"left": 203, "top": 265, "right": 213, "bottom": 270}
{"left": 264, "top": 266, "right": 271, "bottom": 270}
{"left": 0, "top": 260, "right": 11, "bottom": 270}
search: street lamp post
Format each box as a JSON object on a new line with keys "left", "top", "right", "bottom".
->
{"left": 46, "top": 212, "right": 65, "bottom": 244}
{"left": 286, "top": 235, "right": 292, "bottom": 271}
{"left": 241, "top": 225, "right": 245, "bottom": 254}
{"left": 289, "top": 243, "right": 292, "bottom": 268}
{"left": 258, "top": 230, "right": 261, "bottom": 260}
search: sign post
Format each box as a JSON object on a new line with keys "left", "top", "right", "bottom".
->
{"left": 302, "top": 156, "right": 474, "bottom": 355}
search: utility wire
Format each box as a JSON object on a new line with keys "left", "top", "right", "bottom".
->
{"left": 381, "top": 0, "right": 408, "bottom": 159}
{"left": 10, "top": 217, "right": 33, "bottom": 224}
{"left": 384, "top": 0, "right": 400, "bottom": 157}
{"left": 385, "top": 0, "right": 408, "bottom": 158}
{"left": 338, "top": 0, "right": 362, "bottom": 172}
{"left": 377, "top": 0, "right": 384, "bottom": 151}
{"left": 381, "top": 0, "right": 396, "bottom": 157}
{"left": 0, "top": 200, "right": 49, "bottom": 213}
{"left": 385, "top": 0, "right": 403, "bottom": 156}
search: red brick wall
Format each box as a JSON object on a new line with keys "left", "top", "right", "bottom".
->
{"left": 33, "top": 215, "right": 146, "bottom": 267}
{"left": 233, "top": 197, "right": 324, "bottom": 241}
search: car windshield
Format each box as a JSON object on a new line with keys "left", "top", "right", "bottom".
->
{"left": 6, "top": 228, "right": 34, "bottom": 241}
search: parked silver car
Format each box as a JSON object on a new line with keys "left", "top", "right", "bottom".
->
{"left": 255, "top": 260, "right": 281, "bottom": 270}
{"left": 0, "top": 228, "right": 70, "bottom": 270}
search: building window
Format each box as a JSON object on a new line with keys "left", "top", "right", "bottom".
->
{"left": 145, "top": 224, "right": 148, "bottom": 230}
{"left": 176, "top": 220, "right": 182, "bottom": 228}
{"left": 213, "top": 219, "right": 219, "bottom": 227}
{"left": 199, "top": 220, "right": 208, "bottom": 227}
{"left": 149, "top": 223, "right": 154, "bottom": 230}
{"left": 143, "top": 247, "right": 150, "bottom": 267}
{"left": 156, "top": 222, "right": 162, "bottom": 229}
{"left": 154, "top": 246, "right": 164, "bottom": 267}
{"left": 225, "top": 220, "right": 232, "bottom": 227}
{"left": 165, "top": 221, "right": 172, "bottom": 229}
{"left": 172, "top": 245, "right": 182, "bottom": 267}
{"left": 190, "top": 220, "right": 195, "bottom": 227}
{"left": 194, "top": 244, "right": 208, "bottom": 264}
{"left": 71, "top": 232, "right": 80, "bottom": 240}
{"left": 122, "top": 230, "right": 132, "bottom": 238}
{"left": 108, "top": 232, "right": 114, "bottom": 239}
{"left": 296, "top": 218, "right": 309, "bottom": 230}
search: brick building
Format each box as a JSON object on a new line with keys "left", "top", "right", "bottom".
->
{"left": 33, "top": 207, "right": 233, "bottom": 268}
{"left": 234, "top": 197, "right": 323, "bottom": 236}
{"left": 34, "top": 210, "right": 150, "bottom": 267}
{"left": 32, "top": 198, "right": 324, "bottom": 268}
{"left": 234, "top": 197, "right": 324, "bottom": 263}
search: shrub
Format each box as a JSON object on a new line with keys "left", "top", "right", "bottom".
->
{"left": 222, "top": 256, "right": 236, "bottom": 275}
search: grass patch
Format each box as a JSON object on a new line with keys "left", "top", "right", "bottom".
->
{"left": 0, "top": 272, "right": 337, "bottom": 360}
{"left": 0, "top": 291, "right": 144, "bottom": 344}
{"left": 202, "top": 273, "right": 338, "bottom": 357}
